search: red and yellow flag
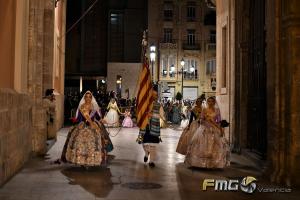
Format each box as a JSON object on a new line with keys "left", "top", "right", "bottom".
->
{"left": 136, "top": 58, "right": 153, "bottom": 129}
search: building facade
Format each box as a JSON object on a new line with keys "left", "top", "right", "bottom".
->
{"left": 0, "top": 0, "right": 66, "bottom": 186}
{"left": 216, "top": 0, "right": 300, "bottom": 186}
{"left": 106, "top": 0, "right": 148, "bottom": 98}
{"left": 65, "top": 0, "right": 147, "bottom": 96}
{"left": 65, "top": 0, "right": 107, "bottom": 94}
{"left": 148, "top": 0, "right": 216, "bottom": 100}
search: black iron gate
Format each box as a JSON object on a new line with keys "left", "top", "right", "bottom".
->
{"left": 247, "top": 0, "right": 267, "bottom": 158}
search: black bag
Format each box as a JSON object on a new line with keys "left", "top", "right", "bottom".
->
{"left": 220, "top": 120, "right": 230, "bottom": 128}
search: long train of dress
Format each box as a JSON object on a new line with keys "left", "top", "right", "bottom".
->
{"left": 176, "top": 120, "right": 200, "bottom": 155}
{"left": 184, "top": 120, "right": 230, "bottom": 168}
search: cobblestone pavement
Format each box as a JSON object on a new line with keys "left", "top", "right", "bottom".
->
{"left": 0, "top": 126, "right": 299, "bottom": 200}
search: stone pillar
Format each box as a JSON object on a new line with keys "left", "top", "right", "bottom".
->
{"left": 54, "top": 0, "right": 67, "bottom": 131}
{"left": 28, "top": 0, "right": 55, "bottom": 155}
{"left": 43, "top": 0, "right": 54, "bottom": 93}
{"left": 232, "top": 0, "right": 250, "bottom": 151}
{"left": 282, "top": 0, "right": 300, "bottom": 187}
{"left": 266, "top": 0, "right": 300, "bottom": 187}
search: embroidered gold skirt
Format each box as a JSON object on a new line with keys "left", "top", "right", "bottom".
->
{"left": 63, "top": 122, "right": 109, "bottom": 166}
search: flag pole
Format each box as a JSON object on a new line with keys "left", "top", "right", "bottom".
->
{"left": 134, "top": 30, "right": 148, "bottom": 98}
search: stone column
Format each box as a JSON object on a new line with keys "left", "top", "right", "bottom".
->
{"left": 266, "top": 0, "right": 300, "bottom": 187}
{"left": 28, "top": 0, "right": 55, "bottom": 154}
{"left": 43, "top": 0, "right": 54, "bottom": 93}
{"left": 283, "top": 0, "right": 300, "bottom": 187}
{"left": 28, "top": 0, "right": 46, "bottom": 154}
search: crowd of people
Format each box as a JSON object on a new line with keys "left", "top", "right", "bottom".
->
{"left": 160, "top": 99, "right": 194, "bottom": 128}
{"left": 64, "top": 90, "right": 223, "bottom": 131}
{"left": 59, "top": 88, "right": 230, "bottom": 170}
{"left": 64, "top": 90, "right": 136, "bottom": 127}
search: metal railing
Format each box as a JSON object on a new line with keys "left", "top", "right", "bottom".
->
{"left": 182, "top": 41, "right": 201, "bottom": 50}
{"left": 159, "top": 40, "right": 177, "bottom": 49}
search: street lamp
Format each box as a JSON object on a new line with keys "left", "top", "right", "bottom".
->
{"left": 150, "top": 44, "right": 156, "bottom": 82}
{"left": 180, "top": 58, "right": 185, "bottom": 67}
{"left": 180, "top": 58, "right": 185, "bottom": 98}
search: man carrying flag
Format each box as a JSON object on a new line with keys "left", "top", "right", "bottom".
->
{"left": 136, "top": 31, "right": 161, "bottom": 168}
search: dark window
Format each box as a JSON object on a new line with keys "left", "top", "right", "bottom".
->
{"left": 164, "top": 1, "right": 173, "bottom": 21}
{"left": 163, "top": 28, "right": 173, "bottom": 43}
{"left": 109, "top": 12, "right": 124, "bottom": 62}
{"left": 187, "top": 2, "right": 196, "bottom": 21}
{"left": 210, "top": 30, "right": 216, "bottom": 43}
{"left": 204, "top": 10, "right": 216, "bottom": 25}
{"left": 187, "top": 29, "right": 195, "bottom": 45}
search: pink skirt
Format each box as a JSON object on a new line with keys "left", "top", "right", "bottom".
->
{"left": 122, "top": 117, "right": 133, "bottom": 128}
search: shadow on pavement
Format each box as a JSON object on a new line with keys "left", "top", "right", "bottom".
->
{"left": 61, "top": 166, "right": 113, "bottom": 198}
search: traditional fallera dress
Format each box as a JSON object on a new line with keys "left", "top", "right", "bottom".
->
{"left": 104, "top": 101, "right": 120, "bottom": 127}
{"left": 61, "top": 98, "right": 113, "bottom": 166}
{"left": 176, "top": 106, "right": 202, "bottom": 155}
{"left": 122, "top": 111, "right": 134, "bottom": 128}
{"left": 184, "top": 108, "right": 230, "bottom": 168}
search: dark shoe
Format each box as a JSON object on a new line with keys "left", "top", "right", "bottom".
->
{"left": 144, "top": 156, "right": 148, "bottom": 163}
{"left": 149, "top": 162, "right": 155, "bottom": 168}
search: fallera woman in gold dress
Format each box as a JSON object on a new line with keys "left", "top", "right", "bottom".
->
{"left": 184, "top": 97, "right": 230, "bottom": 168}
{"left": 61, "top": 91, "right": 113, "bottom": 167}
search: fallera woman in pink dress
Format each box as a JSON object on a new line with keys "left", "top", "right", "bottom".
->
{"left": 122, "top": 108, "right": 134, "bottom": 128}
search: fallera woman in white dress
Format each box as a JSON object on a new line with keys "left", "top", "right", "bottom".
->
{"left": 104, "top": 98, "right": 121, "bottom": 127}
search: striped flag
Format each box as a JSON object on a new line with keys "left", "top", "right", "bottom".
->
{"left": 136, "top": 58, "right": 153, "bottom": 129}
